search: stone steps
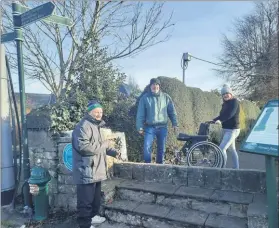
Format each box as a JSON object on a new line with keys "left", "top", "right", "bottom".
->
{"left": 115, "top": 180, "right": 255, "bottom": 218}
{"left": 110, "top": 163, "right": 271, "bottom": 228}
{"left": 101, "top": 179, "right": 270, "bottom": 227}
{"left": 104, "top": 200, "right": 247, "bottom": 228}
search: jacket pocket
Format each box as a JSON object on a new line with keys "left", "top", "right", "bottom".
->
{"left": 79, "top": 165, "right": 93, "bottom": 178}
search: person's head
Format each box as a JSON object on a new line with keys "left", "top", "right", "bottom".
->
{"left": 221, "top": 84, "right": 233, "bottom": 101}
{"left": 150, "top": 78, "right": 160, "bottom": 93}
{"left": 87, "top": 100, "right": 103, "bottom": 120}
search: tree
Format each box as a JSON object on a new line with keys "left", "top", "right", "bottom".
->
{"left": 127, "top": 75, "right": 141, "bottom": 97}
{"left": 210, "top": 89, "right": 221, "bottom": 97}
{"left": 49, "top": 42, "right": 126, "bottom": 133}
{"left": 215, "top": 1, "right": 278, "bottom": 103}
{"left": 1, "top": 0, "right": 174, "bottom": 98}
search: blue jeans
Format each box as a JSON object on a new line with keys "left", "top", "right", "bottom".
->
{"left": 219, "top": 129, "right": 240, "bottom": 169}
{"left": 144, "top": 126, "right": 168, "bottom": 164}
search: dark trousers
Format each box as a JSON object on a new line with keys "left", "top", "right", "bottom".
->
{"left": 76, "top": 182, "right": 102, "bottom": 228}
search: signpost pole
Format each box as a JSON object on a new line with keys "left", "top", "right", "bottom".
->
{"left": 265, "top": 156, "right": 278, "bottom": 228}
{"left": 1, "top": 1, "right": 73, "bottom": 212}
{"left": 12, "top": 2, "right": 31, "bottom": 210}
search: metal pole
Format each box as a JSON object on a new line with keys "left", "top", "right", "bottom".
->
{"left": 12, "top": 2, "right": 31, "bottom": 209}
{"left": 265, "top": 156, "right": 278, "bottom": 228}
{"left": 182, "top": 63, "right": 185, "bottom": 84}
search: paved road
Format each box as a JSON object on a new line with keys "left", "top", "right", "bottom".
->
{"left": 225, "top": 150, "right": 266, "bottom": 170}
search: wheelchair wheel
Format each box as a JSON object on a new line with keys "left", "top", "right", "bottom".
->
{"left": 186, "top": 141, "right": 224, "bottom": 168}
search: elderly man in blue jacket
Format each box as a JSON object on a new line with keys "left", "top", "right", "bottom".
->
{"left": 136, "top": 78, "right": 178, "bottom": 164}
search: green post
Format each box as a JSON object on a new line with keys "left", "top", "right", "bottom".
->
{"left": 265, "top": 156, "right": 278, "bottom": 228}
{"left": 12, "top": 2, "right": 31, "bottom": 209}
{"left": 29, "top": 165, "right": 51, "bottom": 221}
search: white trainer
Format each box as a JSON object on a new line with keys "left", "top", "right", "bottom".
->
{"left": 90, "top": 226, "right": 95, "bottom": 228}
{"left": 91, "top": 215, "right": 106, "bottom": 224}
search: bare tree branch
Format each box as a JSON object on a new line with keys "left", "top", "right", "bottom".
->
{"left": 2, "top": 0, "right": 174, "bottom": 98}
{"left": 214, "top": 1, "right": 278, "bottom": 100}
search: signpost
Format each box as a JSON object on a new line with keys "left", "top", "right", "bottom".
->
{"left": 1, "top": 32, "right": 17, "bottom": 43}
{"left": 1, "top": 2, "right": 73, "bottom": 44}
{"left": 4, "top": 3, "right": 73, "bottom": 27}
{"left": 13, "top": 2, "right": 55, "bottom": 27}
{"left": 240, "top": 99, "right": 279, "bottom": 228}
{"left": 1, "top": 2, "right": 73, "bottom": 212}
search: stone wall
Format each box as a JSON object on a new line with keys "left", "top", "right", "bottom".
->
{"left": 28, "top": 130, "right": 58, "bottom": 209}
{"left": 113, "top": 162, "right": 267, "bottom": 193}
{"left": 56, "top": 136, "right": 76, "bottom": 211}
{"left": 27, "top": 128, "right": 127, "bottom": 211}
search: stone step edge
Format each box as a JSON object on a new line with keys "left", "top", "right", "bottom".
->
{"left": 116, "top": 192, "right": 247, "bottom": 219}
{"left": 103, "top": 200, "right": 247, "bottom": 228}
{"left": 116, "top": 182, "right": 255, "bottom": 205}
{"left": 98, "top": 221, "right": 140, "bottom": 228}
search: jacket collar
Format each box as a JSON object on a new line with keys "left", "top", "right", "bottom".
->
{"left": 84, "top": 113, "right": 106, "bottom": 127}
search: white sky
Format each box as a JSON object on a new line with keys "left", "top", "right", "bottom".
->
{"left": 8, "top": 1, "right": 255, "bottom": 94}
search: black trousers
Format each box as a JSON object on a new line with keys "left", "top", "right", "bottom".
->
{"left": 76, "top": 182, "right": 102, "bottom": 228}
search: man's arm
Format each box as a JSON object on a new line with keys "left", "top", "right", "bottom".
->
{"left": 167, "top": 96, "right": 178, "bottom": 127}
{"left": 136, "top": 97, "right": 146, "bottom": 131}
{"left": 74, "top": 125, "right": 108, "bottom": 156}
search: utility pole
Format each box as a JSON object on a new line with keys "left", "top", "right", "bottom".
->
{"left": 181, "top": 52, "right": 191, "bottom": 84}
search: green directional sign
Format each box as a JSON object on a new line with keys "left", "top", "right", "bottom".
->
{"left": 12, "top": 3, "right": 72, "bottom": 27}
{"left": 1, "top": 32, "right": 16, "bottom": 43}
{"left": 14, "top": 2, "right": 55, "bottom": 27}
{"left": 42, "top": 14, "right": 72, "bottom": 26}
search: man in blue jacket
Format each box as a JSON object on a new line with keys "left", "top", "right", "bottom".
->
{"left": 136, "top": 78, "right": 178, "bottom": 164}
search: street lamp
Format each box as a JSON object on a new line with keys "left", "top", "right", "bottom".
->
{"left": 181, "top": 52, "right": 191, "bottom": 84}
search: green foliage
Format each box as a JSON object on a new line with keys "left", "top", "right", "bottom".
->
{"left": 50, "top": 92, "right": 87, "bottom": 133}
{"left": 48, "top": 72, "right": 260, "bottom": 161}
{"left": 211, "top": 89, "right": 222, "bottom": 97}
{"left": 238, "top": 100, "right": 260, "bottom": 141}
{"left": 49, "top": 44, "right": 126, "bottom": 134}
{"left": 121, "top": 76, "right": 261, "bottom": 161}
{"left": 107, "top": 97, "right": 143, "bottom": 162}
{"left": 239, "top": 105, "right": 246, "bottom": 130}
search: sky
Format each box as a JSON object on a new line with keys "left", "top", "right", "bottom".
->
{"left": 9, "top": 1, "right": 255, "bottom": 94}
